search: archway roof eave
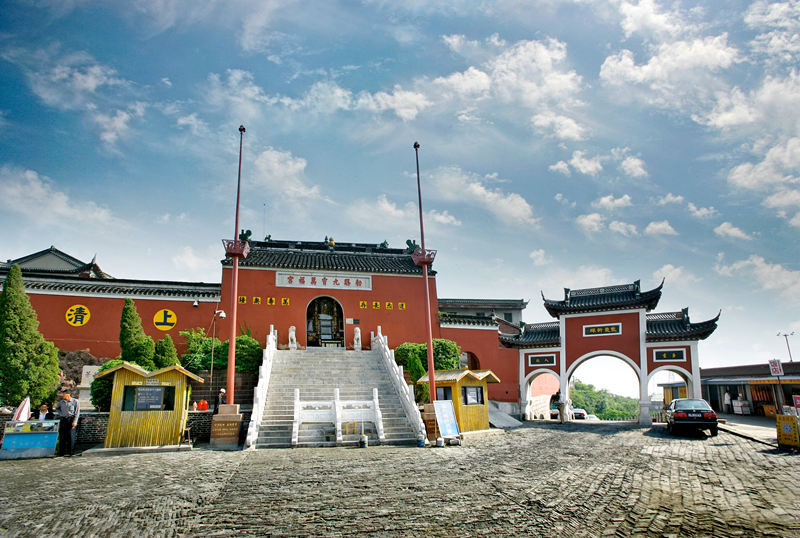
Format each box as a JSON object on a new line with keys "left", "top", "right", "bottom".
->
{"left": 541, "top": 279, "right": 663, "bottom": 318}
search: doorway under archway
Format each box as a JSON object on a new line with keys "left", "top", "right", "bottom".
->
{"left": 306, "top": 296, "right": 344, "bottom": 347}
{"left": 567, "top": 354, "right": 641, "bottom": 421}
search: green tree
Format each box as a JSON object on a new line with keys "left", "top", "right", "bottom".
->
{"left": 153, "top": 334, "right": 179, "bottom": 369}
{"left": 570, "top": 379, "right": 639, "bottom": 420}
{"left": 119, "top": 298, "right": 155, "bottom": 370}
{"left": 89, "top": 359, "right": 123, "bottom": 412}
{"left": 395, "top": 339, "right": 460, "bottom": 404}
{"left": 219, "top": 334, "right": 263, "bottom": 373}
{"left": 0, "top": 265, "right": 60, "bottom": 406}
{"left": 178, "top": 329, "right": 260, "bottom": 374}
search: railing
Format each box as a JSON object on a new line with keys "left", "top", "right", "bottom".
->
{"left": 371, "top": 325, "right": 426, "bottom": 439}
{"left": 245, "top": 325, "right": 277, "bottom": 448}
{"left": 291, "top": 387, "right": 385, "bottom": 447}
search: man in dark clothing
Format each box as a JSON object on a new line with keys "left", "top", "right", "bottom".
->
{"left": 32, "top": 403, "right": 55, "bottom": 420}
{"left": 54, "top": 390, "right": 80, "bottom": 456}
{"left": 213, "top": 388, "right": 226, "bottom": 415}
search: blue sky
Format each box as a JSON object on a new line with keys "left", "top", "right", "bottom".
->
{"left": 1, "top": 1, "right": 799, "bottom": 397}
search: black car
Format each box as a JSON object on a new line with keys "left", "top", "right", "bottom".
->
{"left": 665, "top": 398, "right": 718, "bottom": 436}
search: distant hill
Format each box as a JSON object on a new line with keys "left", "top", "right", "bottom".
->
{"left": 571, "top": 379, "right": 639, "bottom": 420}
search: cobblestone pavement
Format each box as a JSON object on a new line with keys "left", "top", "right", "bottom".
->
{"left": 1, "top": 422, "right": 798, "bottom": 537}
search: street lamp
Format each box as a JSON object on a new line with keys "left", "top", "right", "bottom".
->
{"left": 777, "top": 331, "right": 795, "bottom": 362}
{"left": 412, "top": 142, "right": 437, "bottom": 403}
{"left": 209, "top": 309, "right": 226, "bottom": 393}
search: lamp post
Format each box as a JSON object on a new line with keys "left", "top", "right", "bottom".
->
{"left": 777, "top": 331, "right": 795, "bottom": 362}
{"left": 208, "top": 309, "right": 226, "bottom": 393}
{"left": 412, "top": 142, "right": 437, "bottom": 403}
{"left": 222, "top": 125, "right": 250, "bottom": 405}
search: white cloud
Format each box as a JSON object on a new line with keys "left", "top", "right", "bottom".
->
{"left": 427, "top": 209, "right": 462, "bottom": 226}
{"left": 653, "top": 263, "right": 698, "bottom": 285}
{"left": 429, "top": 166, "right": 537, "bottom": 225}
{"left": 205, "top": 69, "right": 277, "bottom": 119}
{"left": 714, "top": 221, "right": 753, "bottom": 240}
{"left": 532, "top": 111, "right": 586, "bottom": 140}
{"left": 616, "top": 0, "right": 682, "bottom": 40}
{"left": 354, "top": 86, "right": 432, "bottom": 121}
{"left": 161, "top": 77, "right": 172, "bottom": 87}
{"left": 600, "top": 35, "right": 739, "bottom": 110}
{"left": 609, "top": 220, "right": 638, "bottom": 236}
{"left": 549, "top": 161, "right": 571, "bottom": 175}
{"left": 433, "top": 66, "right": 492, "bottom": 98}
{"left": 619, "top": 155, "right": 648, "bottom": 178}
{"left": 644, "top": 220, "right": 677, "bottom": 235}
{"left": 176, "top": 113, "right": 208, "bottom": 136}
{"left": 0, "top": 46, "right": 124, "bottom": 110}
{"left": 569, "top": 151, "right": 603, "bottom": 176}
{"left": 592, "top": 194, "right": 632, "bottom": 211}
{"left": 658, "top": 193, "right": 684, "bottom": 205}
{"left": 576, "top": 213, "right": 605, "bottom": 233}
{"left": 727, "top": 136, "right": 800, "bottom": 190}
{"left": 554, "top": 193, "right": 575, "bottom": 207}
{"left": 171, "top": 245, "right": 220, "bottom": 278}
{"left": 687, "top": 202, "right": 718, "bottom": 218}
{"left": 0, "top": 166, "right": 119, "bottom": 228}
{"left": 745, "top": 0, "right": 800, "bottom": 63}
{"left": 92, "top": 104, "right": 145, "bottom": 147}
{"left": 790, "top": 212, "right": 800, "bottom": 228}
{"left": 529, "top": 249, "right": 551, "bottom": 266}
{"left": 252, "top": 147, "right": 325, "bottom": 200}
{"left": 716, "top": 254, "right": 800, "bottom": 299}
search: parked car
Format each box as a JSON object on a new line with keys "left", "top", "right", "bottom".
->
{"left": 586, "top": 414, "right": 600, "bottom": 421}
{"left": 665, "top": 398, "right": 718, "bottom": 436}
{"left": 571, "top": 408, "right": 587, "bottom": 419}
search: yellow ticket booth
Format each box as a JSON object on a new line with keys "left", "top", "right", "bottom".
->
{"left": 417, "top": 369, "right": 500, "bottom": 433}
{"left": 95, "top": 363, "right": 203, "bottom": 448}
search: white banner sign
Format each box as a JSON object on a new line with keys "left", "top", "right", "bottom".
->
{"left": 276, "top": 271, "right": 372, "bottom": 291}
{"left": 769, "top": 359, "right": 784, "bottom": 377}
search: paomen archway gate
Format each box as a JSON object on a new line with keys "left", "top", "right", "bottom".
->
{"left": 501, "top": 280, "right": 719, "bottom": 425}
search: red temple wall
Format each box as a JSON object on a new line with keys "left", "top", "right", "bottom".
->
{"left": 564, "top": 312, "right": 642, "bottom": 372}
{"left": 646, "top": 345, "right": 692, "bottom": 374}
{"left": 26, "top": 293, "right": 216, "bottom": 358}
{"left": 439, "top": 326, "right": 520, "bottom": 403}
{"left": 219, "top": 267, "right": 440, "bottom": 350}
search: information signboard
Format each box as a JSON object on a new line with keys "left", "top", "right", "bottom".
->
{"left": 136, "top": 386, "right": 163, "bottom": 410}
{"left": 769, "top": 359, "right": 784, "bottom": 377}
{"left": 776, "top": 415, "right": 799, "bottom": 448}
{"left": 433, "top": 400, "right": 460, "bottom": 438}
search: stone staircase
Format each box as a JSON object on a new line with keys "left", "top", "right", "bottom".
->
{"left": 254, "top": 348, "right": 418, "bottom": 448}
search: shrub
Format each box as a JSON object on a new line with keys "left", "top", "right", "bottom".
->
{"left": 154, "top": 334, "right": 179, "bottom": 369}
{"left": 394, "top": 339, "right": 461, "bottom": 404}
{"left": 119, "top": 298, "right": 155, "bottom": 371}
{"left": 89, "top": 359, "right": 123, "bottom": 412}
{"left": 0, "top": 265, "right": 60, "bottom": 407}
{"left": 179, "top": 328, "right": 223, "bottom": 374}
{"left": 219, "top": 335, "right": 263, "bottom": 373}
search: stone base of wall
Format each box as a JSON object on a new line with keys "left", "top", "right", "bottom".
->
{"left": 1, "top": 410, "right": 253, "bottom": 448}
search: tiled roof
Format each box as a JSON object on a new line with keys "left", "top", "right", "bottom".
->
{"left": 225, "top": 239, "right": 433, "bottom": 275}
{"left": 438, "top": 298, "right": 528, "bottom": 309}
{"left": 500, "top": 309, "right": 720, "bottom": 348}
{"left": 417, "top": 369, "right": 500, "bottom": 384}
{"left": 438, "top": 312, "right": 498, "bottom": 328}
{"left": 645, "top": 309, "right": 720, "bottom": 342}
{"left": 3, "top": 246, "right": 113, "bottom": 279}
{"left": 542, "top": 279, "right": 662, "bottom": 317}
{"left": 7, "top": 274, "right": 220, "bottom": 300}
{"left": 700, "top": 361, "right": 800, "bottom": 378}
{"left": 500, "top": 322, "right": 560, "bottom": 348}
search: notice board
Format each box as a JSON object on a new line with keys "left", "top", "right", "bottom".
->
{"left": 433, "top": 400, "right": 460, "bottom": 438}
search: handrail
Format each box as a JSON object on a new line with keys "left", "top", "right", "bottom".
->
{"left": 371, "top": 325, "right": 425, "bottom": 439}
{"left": 291, "top": 387, "right": 385, "bottom": 447}
{"left": 245, "top": 325, "right": 277, "bottom": 448}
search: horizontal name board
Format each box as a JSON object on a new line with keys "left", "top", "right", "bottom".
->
{"left": 276, "top": 272, "right": 372, "bottom": 291}
{"left": 526, "top": 354, "right": 556, "bottom": 367}
{"left": 583, "top": 323, "right": 622, "bottom": 337}
{"left": 654, "top": 349, "right": 685, "bottom": 362}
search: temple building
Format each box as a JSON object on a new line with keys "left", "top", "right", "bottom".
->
{"left": 2, "top": 243, "right": 719, "bottom": 424}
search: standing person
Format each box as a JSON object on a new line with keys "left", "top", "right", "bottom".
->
{"left": 723, "top": 391, "right": 732, "bottom": 414}
{"left": 557, "top": 393, "right": 567, "bottom": 424}
{"left": 32, "top": 403, "right": 54, "bottom": 420}
{"left": 55, "top": 390, "right": 80, "bottom": 456}
{"left": 213, "top": 388, "right": 225, "bottom": 415}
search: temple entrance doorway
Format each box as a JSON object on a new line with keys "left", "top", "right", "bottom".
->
{"left": 306, "top": 296, "right": 344, "bottom": 347}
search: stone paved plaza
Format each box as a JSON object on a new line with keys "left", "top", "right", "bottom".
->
{"left": 1, "top": 422, "right": 798, "bottom": 537}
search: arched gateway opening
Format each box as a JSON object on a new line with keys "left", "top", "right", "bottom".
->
{"left": 567, "top": 354, "right": 641, "bottom": 421}
{"left": 306, "top": 296, "right": 344, "bottom": 347}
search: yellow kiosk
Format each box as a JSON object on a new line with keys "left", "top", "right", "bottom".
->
{"left": 95, "top": 363, "right": 203, "bottom": 448}
{"left": 417, "top": 369, "right": 500, "bottom": 433}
